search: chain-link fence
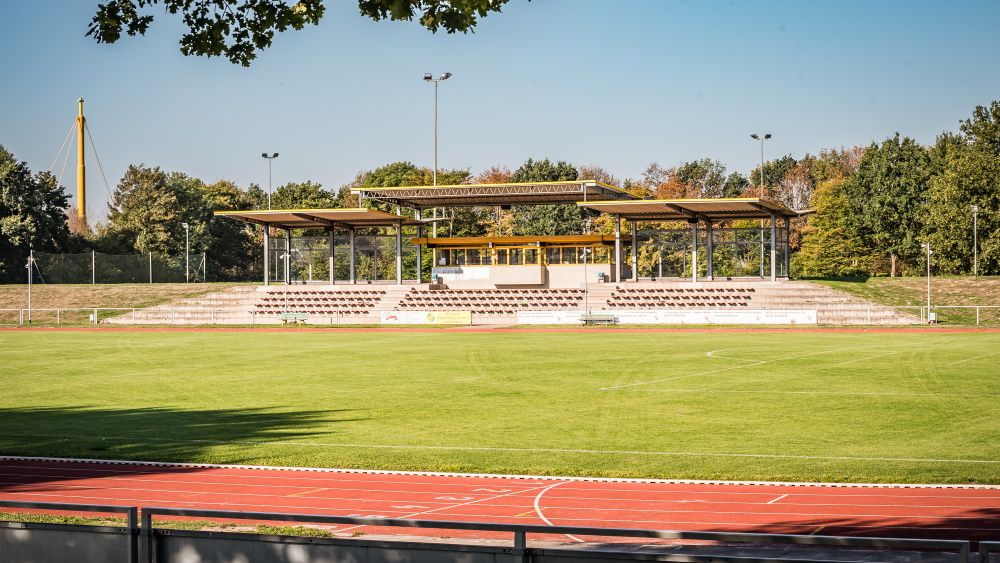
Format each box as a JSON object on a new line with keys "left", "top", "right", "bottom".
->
{"left": 33, "top": 251, "right": 207, "bottom": 284}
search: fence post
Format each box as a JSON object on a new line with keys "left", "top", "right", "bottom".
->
{"left": 18, "top": 309, "right": 23, "bottom": 326}
{"left": 57, "top": 309, "right": 61, "bottom": 324}
{"left": 132, "top": 309, "right": 136, "bottom": 324}
{"left": 126, "top": 506, "right": 139, "bottom": 563}
{"left": 92, "top": 250, "right": 96, "bottom": 284}
{"left": 149, "top": 252, "right": 153, "bottom": 284}
{"left": 93, "top": 308, "right": 98, "bottom": 324}
{"left": 976, "top": 306, "right": 980, "bottom": 326}
{"left": 141, "top": 509, "right": 153, "bottom": 563}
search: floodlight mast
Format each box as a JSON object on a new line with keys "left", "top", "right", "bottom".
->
{"left": 261, "top": 153, "right": 279, "bottom": 210}
{"left": 423, "top": 72, "right": 452, "bottom": 236}
{"left": 750, "top": 133, "right": 772, "bottom": 278}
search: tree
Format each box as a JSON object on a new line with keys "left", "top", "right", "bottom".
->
{"left": 674, "top": 159, "right": 728, "bottom": 198}
{"left": 793, "top": 179, "right": 876, "bottom": 277}
{"left": 203, "top": 179, "right": 261, "bottom": 280}
{"left": 509, "top": 158, "right": 581, "bottom": 236}
{"left": 88, "top": 0, "right": 512, "bottom": 66}
{"left": 841, "top": 134, "right": 931, "bottom": 276}
{"left": 269, "top": 180, "right": 337, "bottom": 209}
{"left": 0, "top": 146, "right": 70, "bottom": 282}
{"left": 926, "top": 101, "right": 1000, "bottom": 274}
{"left": 101, "top": 166, "right": 211, "bottom": 256}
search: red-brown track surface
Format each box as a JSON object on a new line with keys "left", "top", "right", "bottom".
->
{"left": 1, "top": 458, "right": 998, "bottom": 544}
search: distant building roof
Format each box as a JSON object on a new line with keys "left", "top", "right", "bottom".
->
{"left": 352, "top": 180, "right": 635, "bottom": 208}
{"left": 214, "top": 208, "right": 419, "bottom": 229}
{"left": 577, "top": 198, "right": 802, "bottom": 221}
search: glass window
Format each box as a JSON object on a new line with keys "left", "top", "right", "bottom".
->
{"left": 481, "top": 249, "right": 491, "bottom": 265}
{"left": 452, "top": 249, "right": 466, "bottom": 266}
{"left": 561, "top": 247, "right": 576, "bottom": 264}
{"left": 467, "top": 249, "right": 481, "bottom": 266}
{"left": 437, "top": 249, "right": 450, "bottom": 266}
{"left": 546, "top": 248, "right": 561, "bottom": 265}
{"left": 495, "top": 248, "right": 508, "bottom": 265}
{"left": 524, "top": 248, "right": 538, "bottom": 264}
{"left": 509, "top": 248, "right": 522, "bottom": 265}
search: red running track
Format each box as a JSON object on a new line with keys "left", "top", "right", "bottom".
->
{"left": 1, "top": 458, "right": 999, "bottom": 543}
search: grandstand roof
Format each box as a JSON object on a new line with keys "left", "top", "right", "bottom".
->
{"left": 214, "top": 208, "right": 420, "bottom": 228}
{"left": 412, "top": 235, "right": 616, "bottom": 246}
{"left": 576, "top": 198, "right": 801, "bottom": 221}
{"left": 352, "top": 180, "right": 636, "bottom": 208}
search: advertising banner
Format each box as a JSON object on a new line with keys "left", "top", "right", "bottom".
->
{"left": 380, "top": 311, "right": 472, "bottom": 325}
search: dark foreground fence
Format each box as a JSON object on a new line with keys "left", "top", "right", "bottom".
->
{"left": 0, "top": 500, "right": 982, "bottom": 563}
{"left": 33, "top": 251, "right": 207, "bottom": 284}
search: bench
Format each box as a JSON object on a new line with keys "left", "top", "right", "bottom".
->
{"left": 280, "top": 312, "right": 309, "bottom": 325}
{"left": 581, "top": 313, "right": 618, "bottom": 325}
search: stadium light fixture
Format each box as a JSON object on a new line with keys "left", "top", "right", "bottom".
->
{"left": 261, "top": 153, "right": 279, "bottom": 210}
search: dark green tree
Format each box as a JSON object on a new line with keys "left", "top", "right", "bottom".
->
{"left": 674, "top": 159, "right": 728, "bottom": 198}
{"left": 88, "top": 0, "right": 512, "bottom": 66}
{"left": 841, "top": 134, "right": 931, "bottom": 275}
{"left": 203, "top": 179, "right": 261, "bottom": 280}
{"left": 0, "top": 146, "right": 70, "bottom": 282}
{"left": 269, "top": 181, "right": 337, "bottom": 209}
{"left": 721, "top": 171, "right": 749, "bottom": 198}
{"left": 926, "top": 101, "right": 1000, "bottom": 274}
{"left": 793, "top": 179, "right": 876, "bottom": 276}
{"left": 509, "top": 158, "right": 582, "bottom": 235}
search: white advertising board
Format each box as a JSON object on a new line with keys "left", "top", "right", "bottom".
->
{"left": 517, "top": 309, "right": 817, "bottom": 325}
{"left": 380, "top": 311, "right": 472, "bottom": 325}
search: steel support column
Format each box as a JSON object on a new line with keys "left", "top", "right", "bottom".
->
{"left": 415, "top": 209, "right": 423, "bottom": 283}
{"left": 614, "top": 214, "right": 622, "bottom": 282}
{"left": 630, "top": 220, "right": 638, "bottom": 282}
{"left": 283, "top": 229, "right": 291, "bottom": 285}
{"left": 770, "top": 213, "right": 777, "bottom": 281}
{"left": 395, "top": 221, "right": 403, "bottom": 284}
{"left": 328, "top": 228, "right": 335, "bottom": 285}
{"left": 691, "top": 221, "right": 698, "bottom": 283}
{"left": 262, "top": 227, "right": 270, "bottom": 286}
{"left": 784, "top": 219, "right": 791, "bottom": 278}
{"left": 348, "top": 228, "right": 356, "bottom": 284}
{"left": 706, "top": 222, "right": 714, "bottom": 281}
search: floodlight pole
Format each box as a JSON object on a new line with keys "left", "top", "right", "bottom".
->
{"left": 182, "top": 222, "right": 190, "bottom": 283}
{"left": 924, "top": 242, "right": 932, "bottom": 322}
{"left": 972, "top": 204, "right": 979, "bottom": 276}
{"left": 261, "top": 153, "right": 279, "bottom": 210}
{"left": 751, "top": 133, "right": 772, "bottom": 278}
{"left": 26, "top": 249, "right": 33, "bottom": 324}
{"left": 424, "top": 72, "right": 451, "bottom": 236}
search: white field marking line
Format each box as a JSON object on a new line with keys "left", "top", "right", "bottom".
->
{"left": 644, "top": 389, "right": 1000, "bottom": 398}
{"left": 833, "top": 350, "right": 905, "bottom": 366}
{"left": 8, "top": 490, "right": 999, "bottom": 533}
{"left": 532, "top": 481, "right": 584, "bottom": 543}
{"left": 0, "top": 481, "right": 475, "bottom": 506}
{"left": 5, "top": 456, "right": 999, "bottom": 490}
{"left": 4, "top": 472, "right": 996, "bottom": 503}
{"left": 704, "top": 348, "right": 750, "bottom": 361}
{"left": 1, "top": 438, "right": 997, "bottom": 465}
{"left": 333, "top": 483, "right": 554, "bottom": 534}
{"left": 599, "top": 347, "right": 857, "bottom": 391}
{"left": 940, "top": 352, "right": 1000, "bottom": 366}
{"left": 766, "top": 494, "right": 789, "bottom": 504}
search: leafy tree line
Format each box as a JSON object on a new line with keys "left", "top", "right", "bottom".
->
{"left": 3, "top": 99, "right": 999, "bottom": 282}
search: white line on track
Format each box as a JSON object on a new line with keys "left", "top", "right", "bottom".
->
{"left": 3, "top": 433, "right": 997, "bottom": 464}
{"left": 532, "top": 481, "right": 583, "bottom": 542}
{"left": 599, "top": 347, "right": 855, "bottom": 390}
{"left": 766, "top": 494, "right": 789, "bottom": 504}
{"left": 5, "top": 456, "right": 999, "bottom": 489}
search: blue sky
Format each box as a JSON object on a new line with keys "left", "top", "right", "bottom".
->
{"left": 2, "top": 0, "right": 999, "bottom": 219}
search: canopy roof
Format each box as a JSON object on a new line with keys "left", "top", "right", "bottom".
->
{"left": 577, "top": 198, "right": 801, "bottom": 221}
{"left": 353, "top": 180, "right": 635, "bottom": 208}
{"left": 214, "top": 208, "right": 420, "bottom": 229}
{"left": 412, "top": 235, "right": 616, "bottom": 247}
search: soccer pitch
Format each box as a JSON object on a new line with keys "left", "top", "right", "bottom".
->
{"left": 1, "top": 329, "right": 998, "bottom": 484}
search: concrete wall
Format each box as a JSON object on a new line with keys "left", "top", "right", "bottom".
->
{"left": 0, "top": 523, "right": 131, "bottom": 563}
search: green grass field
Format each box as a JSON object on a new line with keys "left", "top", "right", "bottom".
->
{"left": 1, "top": 329, "right": 998, "bottom": 484}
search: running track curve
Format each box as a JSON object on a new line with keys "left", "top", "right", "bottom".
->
{"left": 1, "top": 458, "right": 998, "bottom": 543}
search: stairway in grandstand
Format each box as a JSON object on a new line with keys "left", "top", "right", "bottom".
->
{"left": 106, "top": 281, "right": 920, "bottom": 326}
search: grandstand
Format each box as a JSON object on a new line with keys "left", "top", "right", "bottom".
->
{"left": 108, "top": 181, "right": 921, "bottom": 325}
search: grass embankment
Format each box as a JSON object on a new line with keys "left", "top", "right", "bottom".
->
{"left": 809, "top": 276, "right": 1000, "bottom": 324}
{"left": 0, "top": 283, "right": 242, "bottom": 325}
{"left": 1, "top": 330, "right": 998, "bottom": 484}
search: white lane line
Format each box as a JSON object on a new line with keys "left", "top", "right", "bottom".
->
{"left": 599, "top": 347, "right": 855, "bottom": 390}
{"left": 532, "top": 481, "right": 583, "bottom": 543}
{"left": 334, "top": 483, "right": 553, "bottom": 534}
{"left": 940, "top": 352, "right": 1000, "bottom": 366}
{"left": 1, "top": 439, "right": 996, "bottom": 464}
{"left": 766, "top": 494, "right": 789, "bottom": 504}
{"left": 5, "top": 456, "right": 999, "bottom": 489}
